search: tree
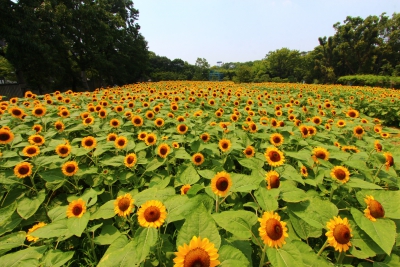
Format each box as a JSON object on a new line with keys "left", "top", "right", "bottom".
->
{"left": 264, "top": 48, "right": 303, "bottom": 81}
{"left": 193, "top": 58, "right": 210, "bottom": 80}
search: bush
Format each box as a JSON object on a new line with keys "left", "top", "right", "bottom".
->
{"left": 337, "top": 75, "right": 400, "bottom": 89}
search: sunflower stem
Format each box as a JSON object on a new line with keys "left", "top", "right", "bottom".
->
{"left": 337, "top": 251, "right": 345, "bottom": 265}
{"left": 329, "top": 185, "right": 335, "bottom": 202}
{"left": 85, "top": 230, "right": 98, "bottom": 264}
{"left": 317, "top": 239, "right": 329, "bottom": 256}
{"left": 372, "top": 164, "right": 384, "bottom": 183}
{"left": 258, "top": 244, "right": 267, "bottom": 267}
{"left": 215, "top": 196, "right": 219, "bottom": 213}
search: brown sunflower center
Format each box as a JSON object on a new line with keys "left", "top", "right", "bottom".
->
{"left": 273, "top": 137, "right": 281, "bottom": 144}
{"left": 160, "top": 147, "right": 168, "bottom": 155}
{"left": 301, "top": 128, "right": 308, "bottom": 135}
{"left": 18, "top": 165, "right": 30, "bottom": 175}
{"left": 184, "top": 248, "right": 210, "bottom": 267}
{"left": 183, "top": 187, "right": 190, "bottom": 194}
{"left": 179, "top": 125, "right": 187, "bottom": 132}
{"left": 144, "top": 206, "right": 161, "bottom": 222}
{"left": 66, "top": 164, "right": 76, "bottom": 173}
{"left": 118, "top": 198, "right": 131, "bottom": 212}
{"left": 118, "top": 140, "right": 125, "bottom": 146}
{"left": 334, "top": 169, "right": 346, "bottom": 180}
{"left": 201, "top": 135, "right": 208, "bottom": 141}
{"left": 112, "top": 121, "right": 119, "bottom": 126}
{"left": 59, "top": 146, "right": 69, "bottom": 154}
{"left": 265, "top": 218, "right": 283, "bottom": 240}
{"left": 375, "top": 143, "right": 382, "bottom": 151}
{"left": 348, "top": 111, "right": 356, "bottom": 118}
{"left": 127, "top": 156, "right": 135, "bottom": 164}
{"left": 85, "top": 118, "right": 92, "bottom": 123}
{"left": 315, "top": 151, "right": 326, "bottom": 159}
{"left": 12, "top": 109, "right": 22, "bottom": 116}
{"left": 35, "top": 109, "right": 44, "bottom": 115}
{"left": 245, "top": 148, "right": 253, "bottom": 155}
{"left": 56, "top": 124, "right": 63, "bottom": 130}
{"left": 195, "top": 156, "right": 202, "bottom": 163}
{"left": 333, "top": 224, "right": 351, "bottom": 244}
{"left": 269, "top": 151, "right": 281, "bottom": 162}
{"left": 314, "top": 118, "right": 320, "bottom": 123}
{"left": 157, "top": 120, "right": 163, "bottom": 125}
{"left": 134, "top": 118, "right": 141, "bottom": 124}
{"left": 386, "top": 155, "right": 394, "bottom": 167}
{"left": 33, "top": 137, "right": 42, "bottom": 143}
{"left": 147, "top": 137, "right": 154, "bottom": 143}
{"left": 369, "top": 199, "right": 385, "bottom": 218}
{"left": 216, "top": 177, "right": 229, "bottom": 191}
{"left": 72, "top": 205, "right": 83, "bottom": 216}
{"left": 221, "top": 142, "right": 228, "bottom": 149}
{"left": 269, "top": 175, "right": 280, "bottom": 189}
{"left": 0, "top": 132, "right": 11, "bottom": 141}
{"left": 27, "top": 147, "right": 37, "bottom": 155}
{"left": 109, "top": 135, "right": 116, "bottom": 141}
{"left": 356, "top": 128, "right": 363, "bottom": 134}
{"left": 85, "top": 140, "right": 94, "bottom": 147}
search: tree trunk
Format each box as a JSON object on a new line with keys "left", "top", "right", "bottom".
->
{"left": 81, "top": 70, "right": 90, "bottom": 91}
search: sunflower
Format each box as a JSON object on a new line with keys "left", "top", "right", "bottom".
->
{"left": 266, "top": 170, "right": 280, "bottom": 189}
{"left": 115, "top": 136, "right": 128, "bottom": 149}
{"left": 298, "top": 125, "right": 308, "bottom": 138}
{"left": 258, "top": 211, "right": 288, "bottom": 248}
{"left": 14, "top": 162, "right": 33, "bottom": 178}
{"left": 312, "top": 147, "right": 329, "bottom": 163}
{"left": 59, "top": 109, "right": 70, "bottom": 118}
{"left": 374, "top": 140, "right": 382, "bottom": 152}
{"left": 218, "top": 139, "right": 231, "bottom": 153}
{"left": 211, "top": 171, "right": 232, "bottom": 197}
{"left": 180, "top": 184, "right": 191, "bottom": 195}
{"left": 98, "top": 109, "right": 107, "bottom": 118}
{"left": 107, "top": 133, "right": 118, "bottom": 142}
{"left": 154, "top": 118, "right": 165, "bottom": 127}
{"left": 380, "top": 132, "right": 390, "bottom": 139}
{"left": 192, "top": 153, "right": 205, "bottom": 166}
{"left": 325, "top": 216, "right": 353, "bottom": 252}
{"left": 55, "top": 143, "right": 71, "bottom": 157}
{"left": 137, "top": 200, "right": 167, "bottom": 228}
{"left": 384, "top": 152, "right": 394, "bottom": 170}
{"left": 200, "top": 133, "right": 210, "bottom": 143}
{"left": 61, "top": 161, "right": 79, "bottom": 176}
{"left": 0, "top": 128, "right": 14, "bottom": 144}
{"left": 270, "top": 133, "right": 284, "bottom": 147}
{"left": 28, "top": 134, "right": 45, "bottom": 146}
{"left": 177, "top": 124, "right": 188, "bottom": 134}
{"left": 145, "top": 133, "right": 157, "bottom": 146}
{"left": 66, "top": 199, "right": 86, "bottom": 218}
{"left": 363, "top": 195, "right": 385, "bottom": 222}
{"left": 342, "top": 145, "right": 360, "bottom": 153}
{"left": 330, "top": 166, "right": 350, "bottom": 184}
{"left": 124, "top": 153, "right": 137, "bottom": 168}
{"left": 353, "top": 125, "right": 364, "bottom": 139}
{"left": 26, "top": 222, "right": 47, "bottom": 242}
{"left": 172, "top": 142, "right": 180, "bottom": 149}
{"left": 243, "top": 145, "right": 255, "bottom": 158}
{"left": 300, "top": 166, "right": 308, "bottom": 177}
{"left": 32, "top": 106, "right": 46, "bottom": 117}
{"left": 138, "top": 132, "right": 147, "bottom": 141}
{"left": 264, "top": 147, "right": 285, "bottom": 167}
{"left": 346, "top": 109, "right": 359, "bottom": 118}
{"left": 312, "top": 116, "right": 322, "bottom": 125}
{"left": 54, "top": 121, "right": 65, "bottom": 132}
{"left": 9, "top": 106, "right": 24, "bottom": 119}
{"left": 22, "top": 145, "right": 40, "bottom": 158}
{"left": 83, "top": 116, "right": 94, "bottom": 126}
{"left": 32, "top": 124, "right": 42, "bottom": 133}
{"left": 173, "top": 236, "right": 220, "bottom": 267}
{"left": 81, "top": 136, "right": 97, "bottom": 150}
{"left": 110, "top": 118, "right": 121, "bottom": 128}
{"left": 373, "top": 125, "right": 382, "bottom": 133}
{"left": 336, "top": 120, "right": 346, "bottom": 128}
{"left": 307, "top": 126, "right": 317, "bottom": 136}
{"left": 132, "top": 115, "right": 144, "bottom": 127}
{"left": 114, "top": 193, "right": 135, "bottom": 217}
{"left": 157, "top": 143, "right": 171, "bottom": 158}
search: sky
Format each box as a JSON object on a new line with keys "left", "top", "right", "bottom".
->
{"left": 133, "top": 0, "right": 398, "bottom": 66}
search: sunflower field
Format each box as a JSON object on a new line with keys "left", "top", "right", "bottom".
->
{"left": 0, "top": 81, "right": 399, "bottom": 267}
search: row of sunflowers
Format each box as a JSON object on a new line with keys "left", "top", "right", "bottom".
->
{"left": 0, "top": 81, "right": 399, "bottom": 266}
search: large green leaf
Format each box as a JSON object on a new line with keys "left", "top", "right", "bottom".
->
{"left": 254, "top": 187, "right": 279, "bottom": 211}
{"left": 349, "top": 219, "right": 385, "bottom": 259}
{"left": 177, "top": 204, "right": 221, "bottom": 249}
{"left": 93, "top": 225, "right": 121, "bottom": 245}
{"left": 212, "top": 210, "right": 257, "bottom": 239}
{"left": 0, "top": 212, "right": 23, "bottom": 236}
{"left": 17, "top": 190, "right": 46, "bottom": 219}
{"left": 0, "top": 246, "right": 47, "bottom": 267}
{"left": 32, "top": 219, "right": 70, "bottom": 238}
{"left": 237, "top": 157, "right": 264, "bottom": 170}
{"left": 230, "top": 173, "right": 262, "bottom": 192}
{"left": 219, "top": 245, "right": 250, "bottom": 267}
{"left": 90, "top": 200, "right": 116, "bottom": 220}
{"left": 288, "top": 211, "right": 322, "bottom": 239}
{"left": 292, "top": 240, "right": 331, "bottom": 267}
{"left": 0, "top": 202, "right": 17, "bottom": 225}
{"left": 97, "top": 235, "right": 129, "bottom": 266}
{"left": 100, "top": 155, "right": 126, "bottom": 167}
{"left": 48, "top": 206, "right": 67, "bottom": 222}
{"left": 355, "top": 190, "right": 400, "bottom": 219}
{"left": 41, "top": 250, "right": 74, "bottom": 267}
{"left": 145, "top": 157, "right": 166, "bottom": 172}
{"left": 127, "top": 227, "right": 158, "bottom": 264}
{"left": 351, "top": 208, "right": 395, "bottom": 255}
{"left": 132, "top": 187, "right": 175, "bottom": 206}
{"left": 277, "top": 164, "right": 305, "bottom": 185}
{"left": 67, "top": 212, "right": 90, "bottom": 237}
{"left": 0, "top": 231, "right": 26, "bottom": 255}
{"left": 177, "top": 164, "right": 200, "bottom": 185}
{"left": 266, "top": 242, "right": 302, "bottom": 267}
{"left": 346, "top": 178, "right": 383, "bottom": 189}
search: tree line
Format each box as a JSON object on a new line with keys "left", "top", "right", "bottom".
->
{"left": 0, "top": 2, "right": 399, "bottom": 93}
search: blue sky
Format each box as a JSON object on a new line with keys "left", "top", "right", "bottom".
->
{"left": 133, "top": 0, "right": 398, "bottom": 66}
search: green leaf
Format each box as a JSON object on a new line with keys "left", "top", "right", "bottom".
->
{"left": 48, "top": 206, "right": 67, "bottom": 222}
{"left": 97, "top": 235, "right": 129, "bottom": 266}
{"left": 145, "top": 157, "right": 166, "bottom": 172}
{"left": 41, "top": 250, "right": 74, "bottom": 267}
{"left": 0, "top": 231, "right": 26, "bottom": 255}
{"left": 287, "top": 197, "right": 338, "bottom": 229}
{"left": 177, "top": 204, "right": 221, "bottom": 249}
{"left": 32, "top": 220, "right": 70, "bottom": 238}
{"left": 281, "top": 189, "right": 309, "bottom": 203}
{"left": 285, "top": 150, "right": 311, "bottom": 162}
{"left": 346, "top": 178, "right": 383, "bottom": 189}
{"left": 17, "top": 190, "right": 46, "bottom": 219}
{"left": 0, "top": 212, "right": 23, "bottom": 236}
{"left": 67, "top": 212, "right": 90, "bottom": 237}
{"left": 355, "top": 190, "right": 400, "bottom": 219}
{"left": 351, "top": 208, "right": 395, "bottom": 255}
{"left": 178, "top": 164, "right": 200, "bottom": 185}
{"left": 292, "top": 240, "right": 331, "bottom": 267}
{"left": 93, "top": 225, "right": 121, "bottom": 245}
{"left": 219, "top": 245, "right": 250, "bottom": 267}
{"left": 266, "top": 243, "right": 302, "bottom": 267}
{"left": 230, "top": 172, "right": 262, "bottom": 192}
{"left": 349, "top": 219, "right": 384, "bottom": 259}
{"left": 174, "top": 148, "right": 192, "bottom": 160}
{"left": 90, "top": 200, "right": 115, "bottom": 220}
{"left": 0, "top": 202, "right": 17, "bottom": 225}
{"left": 0, "top": 246, "right": 47, "bottom": 267}
{"left": 186, "top": 184, "right": 204, "bottom": 196}
{"left": 237, "top": 157, "right": 264, "bottom": 170}
{"left": 129, "top": 227, "right": 158, "bottom": 264}
{"left": 100, "top": 155, "right": 126, "bottom": 167}
{"left": 288, "top": 211, "right": 322, "bottom": 239}
{"left": 198, "top": 169, "right": 216, "bottom": 179}
{"left": 254, "top": 187, "right": 279, "bottom": 211}
{"left": 133, "top": 187, "right": 175, "bottom": 206}
{"left": 212, "top": 210, "right": 257, "bottom": 239}
{"left": 278, "top": 164, "right": 305, "bottom": 185}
